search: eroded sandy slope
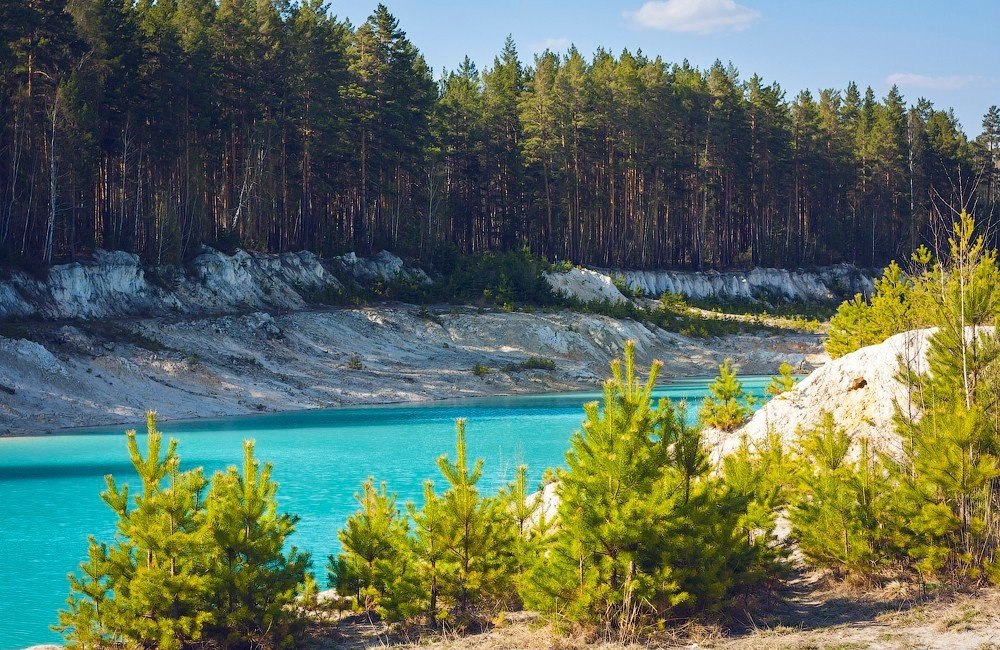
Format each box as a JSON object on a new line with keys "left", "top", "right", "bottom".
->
{"left": 0, "top": 305, "right": 824, "bottom": 436}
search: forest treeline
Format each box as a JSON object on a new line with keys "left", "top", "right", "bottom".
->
{"left": 3, "top": 1, "right": 999, "bottom": 271}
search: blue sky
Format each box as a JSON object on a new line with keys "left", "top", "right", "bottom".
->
{"left": 329, "top": 0, "right": 999, "bottom": 136}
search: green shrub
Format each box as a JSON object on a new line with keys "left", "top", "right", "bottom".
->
{"left": 327, "top": 479, "right": 422, "bottom": 621}
{"left": 611, "top": 272, "right": 640, "bottom": 298}
{"left": 329, "top": 421, "right": 537, "bottom": 626}
{"left": 58, "top": 413, "right": 310, "bottom": 650}
{"left": 471, "top": 363, "right": 491, "bottom": 377}
{"left": 787, "top": 412, "right": 897, "bottom": 576}
{"left": 416, "top": 306, "right": 444, "bottom": 325}
{"left": 659, "top": 291, "right": 688, "bottom": 311}
{"left": 825, "top": 254, "right": 936, "bottom": 358}
{"left": 766, "top": 361, "right": 797, "bottom": 397}
{"left": 699, "top": 359, "right": 753, "bottom": 431}
{"left": 523, "top": 342, "right": 777, "bottom": 636}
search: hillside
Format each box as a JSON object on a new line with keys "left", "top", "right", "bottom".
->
{"left": 0, "top": 304, "right": 825, "bottom": 436}
{"left": 0, "top": 248, "right": 850, "bottom": 436}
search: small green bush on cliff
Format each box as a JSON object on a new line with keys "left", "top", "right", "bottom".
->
{"left": 766, "top": 361, "right": 797, "bottom": 396}
{"left": 824, "top": 248, "right": 938, "bottom": 358}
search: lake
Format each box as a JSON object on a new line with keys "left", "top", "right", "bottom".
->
{"left": 0, "top": 377, "right": 770, "bottom": 649}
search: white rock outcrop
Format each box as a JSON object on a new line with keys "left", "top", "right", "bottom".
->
{"left": 545, "top": 263, "right": 873, "bottom": 304}
{"left": 333, "top": 250, "right": 432, "bottom": 285}
{"left": 543, "top": 267, "right": 630, "bottom": 305}
{"left": 175, "top": 249, "right": 337, "bottom": 313}
{"left": 527, "top": 481, "right": 560, "bottom": 527}
{"left": 1, "top": 250, "right": 181, "bottom": 319}
{"left": 2, "top": 249, "right": 872, "bottom": 322}
{"left": 716, "top": 328, "right": 937, "bottom": 459}
{"left": 0, "top": 249, "right": 428, "bottom": 321}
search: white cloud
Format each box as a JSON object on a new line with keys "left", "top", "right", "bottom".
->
{"left": 625, "top": 0, "right": 760, "bottom": 34}
{"left": 885, "top": 72, "right": 993, "bottom": 91}
{"left": 532, "top": 37, "right": 572, "bottom": 53}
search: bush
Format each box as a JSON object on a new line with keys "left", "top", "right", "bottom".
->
{"left": 329, "top": 420, "right": 539, "bottom": 626}
{"left": 611, "top": 272, "right": 641, "bottom": 298}
{"left": 523, "top": 342, "right": 777, "bottom": 636}
{"left": 58, "top": 413, "right": 310, "bottom": 650}
{"left": 825, "top": 254, "right": 936, "bottom": 358}
{"left": 787, "top": 412, "right": 897, "bottom": 577}
{"left": 328, "top": 478, "right": 422, "bottom": 621}
{"left": 471, "top": 362, "right": 491, "bottom": 377}
{"left": 347, "top": 354, "right": 364, "bottom": 370}
{"left": 766, "top": 361, "right": 797, "bottom": 397}
{"left": 699, "top": 359, "right": 753, "bottom": 431}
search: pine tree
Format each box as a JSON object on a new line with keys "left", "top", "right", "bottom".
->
{"left": 788, "top": 412, "right": 896, "bottom": 576}
{"left": 202, "top": 440, "right": 310, "bottom": 647}
{"left": 482, "top": 36, "right": 525, "bottom": 250}
{"left": 407, "top": 481, "right": 448, "bottom": 624}
{"left": 58, "top": 412, "right": 210, "bottom": 650}
{"left": 765, "top": 361, "right": 797, "bottom": 397}
{"left": 489, "top": 464, "right": 547, "bottom": 612}
{"left": 825, "top": 253, "right": 936, "bottom": 358}
{"left": 59, "top": 414, "right": 312, "bottom": 648}
{"left": 437, "top": 56, "right": 486, "bottom": 252}
{"left": 524, "top": 341, "right": 684, "bottom": 632}
{"left": 435, "top": 419, "right": 512, "bottom": 620}
{"left": 721, "top": 430, "right": 791, "bottom": 555}
{"left": 328, "top": 478, "right": 421, "bottom": 620}
{"left": 699, "top": 358, "right": 752, "bottom": 431}
{"left": 891, "top": 211, "right": 1000, "bottom": 585}
{"left": 980, "top": 106, "right": 1000, "bottom": 206}
{"left": 525, "top": 342, "right": 775, "bottom": 634}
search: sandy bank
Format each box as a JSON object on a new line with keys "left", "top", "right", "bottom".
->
{"left": 0, "top": 305, "right": 825, "bottom": 437}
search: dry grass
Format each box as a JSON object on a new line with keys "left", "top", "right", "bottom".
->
{"left": 302, "top": 584, "right": 1000, "bottom": 650}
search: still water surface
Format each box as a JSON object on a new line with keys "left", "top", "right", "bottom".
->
{"left": 0, "top": 377, "right": 770, "bottom": 649}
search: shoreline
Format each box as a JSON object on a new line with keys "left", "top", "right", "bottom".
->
{"left": 3, "top": 371, "right": 750, "bottom": 439}
{"left": 0, "top": 304, "right": 828, "bottom": 438}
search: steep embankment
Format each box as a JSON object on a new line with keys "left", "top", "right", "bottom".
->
{"left": 1, "top": 248, "right": 871, "bottom": 323}
{"left": 0, "top": 248, "right": 428, "bottom": 320}
{"left": 0, "top": 249, "right": 854, "bottom": 436}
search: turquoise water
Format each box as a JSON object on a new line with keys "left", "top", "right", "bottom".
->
{"left": 0, "top": 377, "right": 769, "bottom": 649}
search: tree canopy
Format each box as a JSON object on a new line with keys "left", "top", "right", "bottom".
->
{"left": 2, "top": 2, "right": 996, "bottom": 271}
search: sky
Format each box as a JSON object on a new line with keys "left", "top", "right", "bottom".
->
{"left": 328, "top": 0, "right": 999, "bottom": 136}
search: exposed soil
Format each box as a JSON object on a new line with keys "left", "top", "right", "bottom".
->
{"left": 0, "top": 304, "right": 825, "bottom": 436}
{"left": 303, "top": 576, "right": 1000, "bottom": 650}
